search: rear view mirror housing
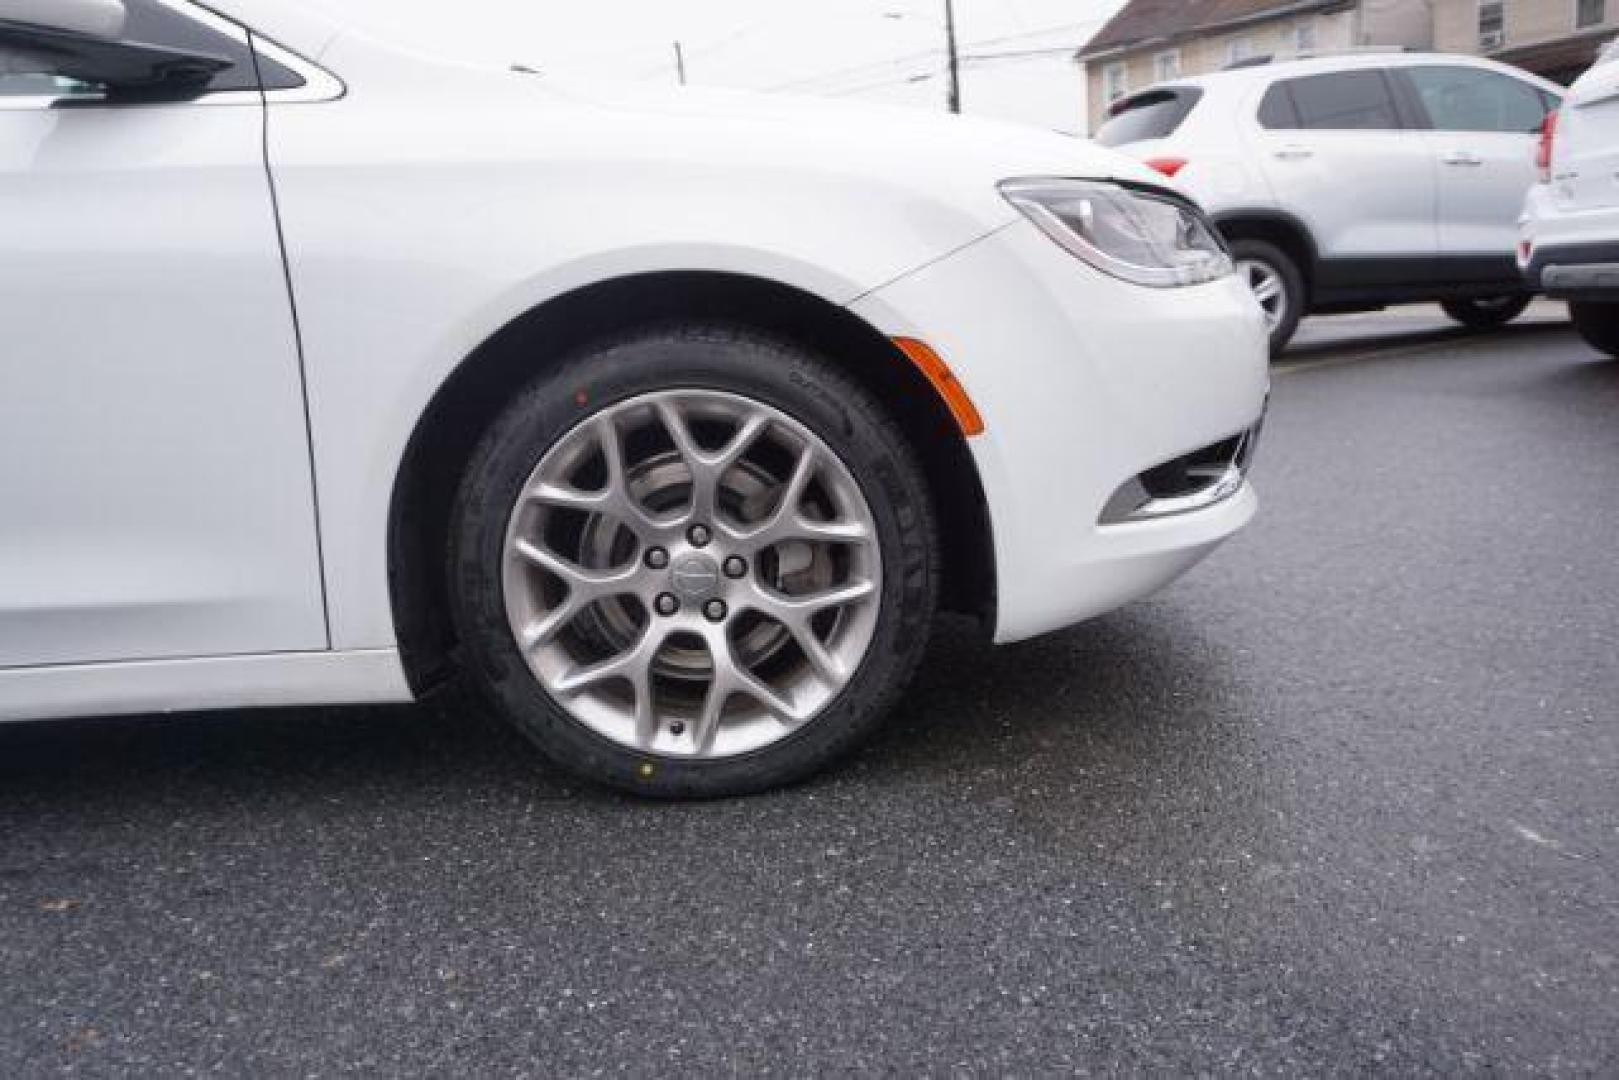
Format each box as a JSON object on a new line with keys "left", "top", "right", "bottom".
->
{"left": 0, "top": 0, "right": 126, "bottom": 41}
{"left": 0, "top": 0, "right": 234, "bottom": 101}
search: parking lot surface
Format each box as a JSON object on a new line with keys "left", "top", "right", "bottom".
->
{"left": 2, "top": 308, "right": 1615, "bottom": 1075}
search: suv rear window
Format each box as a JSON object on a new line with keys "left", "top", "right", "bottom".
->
{"left": 1259, "top": 70, "right": 1403, "bottom": 131}
{"left": 1095, "top": 88, "right": 1203, "bottom": 146}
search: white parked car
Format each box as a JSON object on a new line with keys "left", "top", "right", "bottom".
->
{"left": 0, "top": 0, "right": 1267, "bottom": 796}
{"left": 1098, "top": 53, "right": 1563, "bottom": 354}
{"left": 1520, "top": 42, "right": 1619, "bottom": 357}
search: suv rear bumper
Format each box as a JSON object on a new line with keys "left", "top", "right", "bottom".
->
{"left": 1520, "top": 186, "right": 1619, "bottom": 299}
{"left": 1522, "top": 241, "right": 1619, "bottom": 299}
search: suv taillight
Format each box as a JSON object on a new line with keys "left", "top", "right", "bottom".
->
{"left": 1146, "top": 157, "right": 1188, "bottom": 178}
{"left": 1536, "top": 110, "right": 1559, "bottom": 184}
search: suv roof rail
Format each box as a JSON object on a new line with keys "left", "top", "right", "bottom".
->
{"left": 1298, "top": 45, "right": 1415, "bottom": 58}
{"left": 1220, "top": 45, "right": 1415, "bottom": 71}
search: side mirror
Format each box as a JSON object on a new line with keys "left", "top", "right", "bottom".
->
{"left": 0, "top": 0, "right": 234, "bottom": 100}
{"left": 0, "top": 0, "right": 127, "bottom": 41}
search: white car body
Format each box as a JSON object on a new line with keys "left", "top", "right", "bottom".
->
{"left": 1097, "top": 53, "right": 1561, "bottom": 340}
{"left": 0, "top": 0, "right": 1267, "bottom": 728}
{"left": 1520, "top": 43, "right": 1619, "bottom": 298}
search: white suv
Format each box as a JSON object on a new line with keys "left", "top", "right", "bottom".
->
{"left": 1098, "top": 53, "right": 1563, "bottom": 354}
{"left": 1521, "top": 43, "right": 1619, "bottom": 357}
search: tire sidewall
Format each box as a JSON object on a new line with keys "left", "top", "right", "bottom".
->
{"left": 1442, "top": 295, "right": 1533, "bottom": 329}
{"left": 1571, "top": 301, "right": 1619, "bottom": 357}
{"left": 447, "top": 327, "right": 938, "bottom": 798}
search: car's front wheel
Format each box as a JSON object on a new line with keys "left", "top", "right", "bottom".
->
{"left": 448, "top": 326, "right": 939, "bottom": 797}
{"left": 1441, "top": 295, "right": 1532, "bottom": 329}
{"left": 1570, "top": 301, "right": 1619, "bottom": 358}
{"left": 1230, "top": 239, "right": 1305, "bottom": 358}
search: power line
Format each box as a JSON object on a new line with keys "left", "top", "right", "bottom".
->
{"left": 766, "top": 17, "right": 1104, "bottom": 93}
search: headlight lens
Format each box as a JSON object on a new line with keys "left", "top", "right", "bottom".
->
{"left": 1000, "top": 178, "right": 1233, "bottom": 288}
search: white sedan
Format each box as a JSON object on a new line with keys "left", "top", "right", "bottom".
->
{"left": 0, "top": 0, "right": 1268, "bottom": 796}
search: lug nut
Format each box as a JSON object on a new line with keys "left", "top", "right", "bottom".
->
{"left": 723, "top": 556, "right": 748, "bottom": 580}
{"left": 655, "top": 593, "right": 680, "bottom": 617}
{"left": 704, "top": 599, "right": 728, "bottom": 623}
{"left": 645, "top": 547, "right": 670, "bottom": 570}
{"left": 670, "top": 721, "right": 687, "bottom": 737}
{"left": 688, "top": 524, "right": 712, "bottom": 548}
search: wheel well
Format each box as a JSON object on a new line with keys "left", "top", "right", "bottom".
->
{"left": 1217, "top": 213, "right": 1317, "bottom": 303}
{"left": 387, "top": 271, "right": 995, "bottom": 695}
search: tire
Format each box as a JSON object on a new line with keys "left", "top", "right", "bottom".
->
{"left": 1230, "top": 239, "right": 1305, "bottom": 358}
{"left": 446, "top": 325, "right": 940, "bottom": 798}
{"left": 1570, "top": 301, "right": 1619, "bottom": 358}
{"left": 1441, "top": 295, "right": 1532, "bottom": 329}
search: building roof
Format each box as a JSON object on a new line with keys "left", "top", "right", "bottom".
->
{"left": 1077, "top": 0, "right": 1349, "bottom": 61}
{"left": 1492, "top": 26, "right": 1619, "bottom": 83}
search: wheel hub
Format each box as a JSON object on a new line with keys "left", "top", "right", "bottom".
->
{"left": 670, "top": 552, "right": 722, "bottom": 603}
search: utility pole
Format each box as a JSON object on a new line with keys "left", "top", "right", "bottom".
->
{"left": 673, "top": 41, "right": 688, "bottom": 86}
{"left": 943, "top": 0, "right": 962, "bottom": 113}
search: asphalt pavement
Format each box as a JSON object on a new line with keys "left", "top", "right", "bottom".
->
{"left": 2, "top": 306, "right": 1616, "bottom": 1075}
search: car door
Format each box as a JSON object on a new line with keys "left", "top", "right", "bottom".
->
{"left": 0, "top": 0, "right": 327, "bottom": 668}
{"left": 1398, "top": 63, "right": 1558, "bottom": 278}
{"left": 1249, "top": 67, "right": 1438, "bottom": 279}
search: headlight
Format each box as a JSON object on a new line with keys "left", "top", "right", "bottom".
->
{"left": 1000, "top": 178, "right": 1233, "bottom": 288}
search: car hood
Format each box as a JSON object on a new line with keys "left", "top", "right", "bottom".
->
{"left": 524, "top": 76, "right": 1163, "bottom": 224}
{"left": 542, "top": 75, "right": 1151, "bottom": 183}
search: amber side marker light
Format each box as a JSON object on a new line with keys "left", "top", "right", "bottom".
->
{"left": 891, "top": 337, "right": 986, "bottom": 438}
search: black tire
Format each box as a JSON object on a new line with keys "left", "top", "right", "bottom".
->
{"left": 1441, "top": 295, "right": 1532, "bottom": 329}
{"left": 1229, "top": 238, "right": 1305, "bottom": 358}
{"left": 1570, "top": 301, "right": 1619, "bottom": 358}
{"left": 446, "top": 325, "right": 940, "bottom": 798}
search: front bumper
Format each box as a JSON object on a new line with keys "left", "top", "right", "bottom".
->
{"left": 851, "top": 219, "right": 1269, "bottom": 644}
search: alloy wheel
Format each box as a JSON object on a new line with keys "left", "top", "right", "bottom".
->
{"left": 501, "top": 390, "right": 883, "bottom": 760}
{"left": 1237, "top": 257, "right": 1287, "bottom": 332}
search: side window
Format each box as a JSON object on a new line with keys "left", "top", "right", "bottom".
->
{"left": 1257, "top": 83, "right": 1300, "bottom": 129}
{"left": 1405, "top": 66, "right": 1552, "bottom": 134}
{"left": 1278, "top": 70, "right": 1404, "bottom": 130}
{"left": 0, "top": 0, "right": 303, "bottom": 99}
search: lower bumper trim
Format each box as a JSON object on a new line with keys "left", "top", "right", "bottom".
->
{"left": 1100, "top": 415, "right": 1265, "bottom": 526}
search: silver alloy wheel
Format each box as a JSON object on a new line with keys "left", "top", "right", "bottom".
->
{"left": 502, "top": 390, "right": 883, "bottom": 760}
{"left": 1237, "top": 257, "right": 1287, "bottom": 332}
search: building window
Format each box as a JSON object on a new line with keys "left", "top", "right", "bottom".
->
{"left": 1154, "top": 49, "right": 1181, "bottom": 82}
{"left": 1577, "top": 0, "right": 1606, "bottom": 29}
{"left": 1228, "top": 35, "right": 1257, "bottom": 65}
{"left": 1479, "top": 1, "right": 1506, "bottom": 50}
{"left": 1294, "top": 19, "right": 1318, "bottom": 54}
{"left": 1104, "top": 61, "right": 1128, "bottom": 102}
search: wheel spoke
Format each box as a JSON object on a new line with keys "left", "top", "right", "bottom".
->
{"left": 513, "top": 539, "right": 641, "bottom": 596}
{"left": 693, "top": 628, "right": 804, "bottom": 752}
{"left": 753, "top": 579, "right": 876, "bottom": 621}
{"left": 556, "top": 625, "right": 662, "bottom": 696}
{"left": 792, "top": 624, "right": 845, "bottom": 683}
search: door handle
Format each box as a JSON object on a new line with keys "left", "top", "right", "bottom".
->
{"left": 1273, "top": 145, "right": 1314, "bottom": 161}
{"left": 1443, "top": 151, "right": 1484, "bottom": 167}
